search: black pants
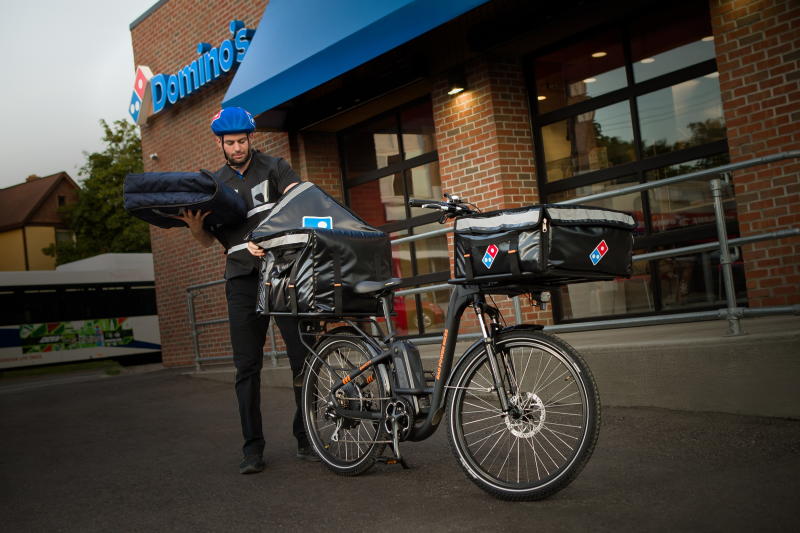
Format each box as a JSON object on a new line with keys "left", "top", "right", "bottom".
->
{"left": 226, "top": 273, "right": 308, "bottom": 456}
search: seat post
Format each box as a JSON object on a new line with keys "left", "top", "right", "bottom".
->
{"left": 380, "top": 294, "right": 396, "bottom": 339}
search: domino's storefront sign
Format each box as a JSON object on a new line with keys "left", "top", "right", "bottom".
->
{"left": 128, "top": 20, "right": 255, "bottom": 124}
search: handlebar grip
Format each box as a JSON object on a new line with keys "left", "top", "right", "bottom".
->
{"left": 408, "top": 198, "right": 438, "bottom": 208}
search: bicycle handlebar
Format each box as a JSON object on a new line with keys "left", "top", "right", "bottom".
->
{"left": 408, "top": 195, "right": 477, "bottom": 218}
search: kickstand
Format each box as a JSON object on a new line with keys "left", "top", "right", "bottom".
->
{"left": 376, "top": 444, "right": 410, "bottom": 469}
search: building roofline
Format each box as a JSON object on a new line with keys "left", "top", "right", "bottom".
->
{"left": 129, "top": 0, "right": 169, "bottom": 31}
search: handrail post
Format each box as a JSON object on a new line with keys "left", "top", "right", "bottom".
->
{"left": 267, "top": 321, "right": 278, "bottom": 366}
{"left": 710, "top": 177, "right": 743, "bottom": 336}
{"left": 187, "top": 289, "right": 203, "bottom": 371}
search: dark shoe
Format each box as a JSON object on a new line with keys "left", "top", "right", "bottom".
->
{"left": 239, "top": 454, "right": 266, "bottom": 474}
{"left": 296, "top": 445, "right": 320, "bottom": 462}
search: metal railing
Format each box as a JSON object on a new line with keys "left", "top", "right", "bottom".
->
{"left": 186, "top": 150, "right": 800, "bottom": 366}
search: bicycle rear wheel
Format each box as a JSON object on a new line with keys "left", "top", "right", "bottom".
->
{"left": 447, "top": 330, "right": 600, "bottom": 500}
{"left": 302, "top": 333, "right": 387, "bottom": 476}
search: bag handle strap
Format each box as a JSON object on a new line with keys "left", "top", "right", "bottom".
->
{"left": 332, "top": 252, "right": 343, "bottom": 314}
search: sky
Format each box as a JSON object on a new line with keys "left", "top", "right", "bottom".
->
{"left": 0, "top": 0, "right": 158, "bottom": 189}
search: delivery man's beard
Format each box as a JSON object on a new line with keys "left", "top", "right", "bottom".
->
{"left": 225, "top": 148, "right": 253, "bottom": 170}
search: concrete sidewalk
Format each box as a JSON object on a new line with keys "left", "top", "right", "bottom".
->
{"left": 191, "top": 314, "right": 800, "bottom": 418}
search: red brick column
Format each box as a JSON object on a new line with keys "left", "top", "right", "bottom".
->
{"left": 432, "top": 58, "right": 552, "bottom": 330}
{"left": 711, "top": 0, "right": 800, "bottom": 307}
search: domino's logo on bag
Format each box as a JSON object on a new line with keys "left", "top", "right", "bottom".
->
{"left": 482, "top": 244, "right": 499, "bottom": 269}
{"left": 302, "top": 216, "right": 333, "bottom": 229}
{"left": 589, "top": 240, "right": 609, "bottom": 265}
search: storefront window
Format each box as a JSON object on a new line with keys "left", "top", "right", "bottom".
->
{"left": 645, "top": 156, "right": 733, "bottom": 234}
{"left": 534, "top": 29, "right": 626, "bottom": 114}
{"left": 638, "top": 75, "right": 725, "bottom": 157}
{"left": 631, "top": 8, "right": 715, "bottom": 82}
{"left": 542, "top": 101, "right": 635, "bottom": 181}
{"left": 557, "top": 257, "right": 653, "bottom": 320}
{"left": 528, "top": 2, "right": 734, "bottom": 320}
{"left": 341, "top": 114, "right": 400, "bottom": 180}
{"left": 341, "top": 99, "right": 444, "bottom": 336}
{"left": 401, "top": 101, "right": 436, "bottom": 159}
{"left": 548, "top": 175, "right": 646, "bottom": 235}
{"left": 347, "top": 174, "right": 403, "bottom": 226}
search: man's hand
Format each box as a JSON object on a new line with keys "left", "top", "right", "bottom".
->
{"left": 247, "top": 241, "right": 265, "bottom": 257}
{"left": 172, "top": 209, "right": 215, "bottom": 247}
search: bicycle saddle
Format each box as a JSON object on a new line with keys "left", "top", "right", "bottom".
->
{"left": 354, "top": 278, "right": 402, "bottom": 294}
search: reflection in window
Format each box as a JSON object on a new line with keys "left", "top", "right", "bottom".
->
{"left": 409, "top": 162, "right": 442, "bottom": 216}
{"left": 631, "top": 7, "right": 715, "bottom": 82}
{"left": 549, "top": 176, "right": 645, "bottom": 235}
{"left": 542, "top": 101, "right": 635, "bottom": 181}
{"left": 347, "top": 174, "right": 404, "bottom": 227}
{"left": 645, "top": 156, "right": 734, "bottom": 233}
{"left": 657, "top": 251, "right": 746, "bottom": 311}
{"left": 401, "top": 101, "right": 436, "bottom": 159}
{"left": 535, "top": 30, "right": 625, "bottom": 113}
{"left": 411, "top": 225, "right": 450, "bottom": 276}
{"left": 557, "top": 258, "right": 653, "bottom": 320}
{"left": 341, "top": 114, "right": 399, "bottom": 180}
{"left": 638, "top": 75, "right": 725, "bottom": 157}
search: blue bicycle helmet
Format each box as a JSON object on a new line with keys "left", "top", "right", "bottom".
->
{"left": 210, "top": 107, "right": 256, "bottom": 136}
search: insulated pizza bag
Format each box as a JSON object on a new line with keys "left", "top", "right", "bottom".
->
{"left": 123, "top": 170, "right": 246, "bottom": 229}
{"left": 454, "top": 204, "right": 636, "bottom": 285}
{"left": 251, "top": 182, "right": 392, "bottom": 316}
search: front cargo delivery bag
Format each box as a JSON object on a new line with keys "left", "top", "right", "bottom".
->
{"left": 123, "top": 170, "right": 246, "bottom": 229}
{"left": 454, "top": 204, "right": 636, "bottom": 286}
{"left": 250, "top": 182, "right": 392, "bottom": 316}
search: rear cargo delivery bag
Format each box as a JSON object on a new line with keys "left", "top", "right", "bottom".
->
{"left": 123, "top": 170, "right": 246, "bottom": 229}
{"left": 250, "top": 182, "right": 392, "bottom": 316}
{"left": 454, "top": 204, "right": 636, "bottom": 286}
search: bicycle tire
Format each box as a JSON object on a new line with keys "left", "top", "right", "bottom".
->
{"left": 302, "top": 334, "right": 387, "bottom": 476}
{"left": 447, "top": 330, "right": 600, "bottom": 500}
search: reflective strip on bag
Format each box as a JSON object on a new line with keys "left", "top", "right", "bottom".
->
{"left": 257, "top": 233, "right": 310, "bottom": 250}
{"left": 546, "top": 206, "right": 635, "bottom": 227}
{"left": 246, "top": 203, "right": 275, "bottom": 218}
{"left": 455, "top": 208, "right": 542, "bottom": 232}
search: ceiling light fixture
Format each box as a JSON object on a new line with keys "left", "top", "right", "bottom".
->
{"left": 591, "top": 51, "right": 607, "bottom": 58}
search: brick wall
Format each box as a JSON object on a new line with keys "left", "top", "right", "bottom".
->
{"left": 432, "top": 58, "right": 551, "bottom": 332}
{"left": 710, "top": 0, "right": 800, "bottom": 307}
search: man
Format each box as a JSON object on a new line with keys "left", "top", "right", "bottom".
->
{"left": 176, "top": 106, "right": 318, "bottom": 474}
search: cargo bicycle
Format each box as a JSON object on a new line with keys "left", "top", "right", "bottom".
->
{"left": 289, "top": 194, "right": 634, "bottom": 501}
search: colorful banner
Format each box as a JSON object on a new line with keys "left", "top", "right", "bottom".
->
{"left": 19, "top": 318, "right": 134, "bottom": 354}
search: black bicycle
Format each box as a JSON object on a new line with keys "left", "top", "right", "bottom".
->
{"left": 299, "top": 195, "right": 601, "bottom": 501}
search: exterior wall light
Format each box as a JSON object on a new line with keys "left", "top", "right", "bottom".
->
{"left": 447, "top": 70, "right": 467, "bottom": 96}
{"left": 149, "top": 153, "right": 159, "bottom": 160}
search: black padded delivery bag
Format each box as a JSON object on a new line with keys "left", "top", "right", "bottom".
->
{"left": 123, "top": 170, "right": 246, "bottom": 229}
{"left": 250, "top": 182, "right": 392, "bottom": 316}
{"left": 454, "top": 204, "right": 636, "bottom": 286}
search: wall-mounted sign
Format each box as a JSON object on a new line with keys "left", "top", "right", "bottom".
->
{"left": 128, "top": 20, "right": 255, "bottom": 124}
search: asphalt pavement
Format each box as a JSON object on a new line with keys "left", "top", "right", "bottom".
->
{"left": 1, "top": 368, "right": 798, "bottom": 532}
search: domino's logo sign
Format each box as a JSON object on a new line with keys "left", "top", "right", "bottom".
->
{"left": 129, "top": 66, "right": 153, "bottom": 124}
{"left": 482, "top": 244, "right": 499, "bottom": 269}
{"left": 302, "top": 216, "right": 333, "bottom": 229}
{"left": 589, "top": 240, "right": 609, "bottom": 265}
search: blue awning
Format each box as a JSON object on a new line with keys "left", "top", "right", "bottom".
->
{"left": 222, "top": 0, "right": 490, "bottom": 118}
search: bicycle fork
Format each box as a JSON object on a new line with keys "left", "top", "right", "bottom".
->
{"left": 472, "top": 300, "right": 517, "bottom": 415}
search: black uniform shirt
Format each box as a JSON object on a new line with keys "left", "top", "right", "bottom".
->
{"left": 209, "top": 150, "right": 301, "bottom": 279}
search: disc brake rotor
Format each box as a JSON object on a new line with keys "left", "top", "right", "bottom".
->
{"left": 505, "top": 392, "right": 546, "bottom": 438}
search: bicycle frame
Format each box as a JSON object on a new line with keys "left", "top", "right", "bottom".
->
{"left": 316, "top": 282, "right": 515, "bottom": 443}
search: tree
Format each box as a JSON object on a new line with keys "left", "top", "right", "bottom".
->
{"left": 44, "top": 119, "right": 150, "bottom": 264}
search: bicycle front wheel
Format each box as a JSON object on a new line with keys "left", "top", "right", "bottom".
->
{"left": 303, "top": 334, "right": 387, "bottom": 476}
{"left": 447, "top": 330, "right": 600, "bottom": 500}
